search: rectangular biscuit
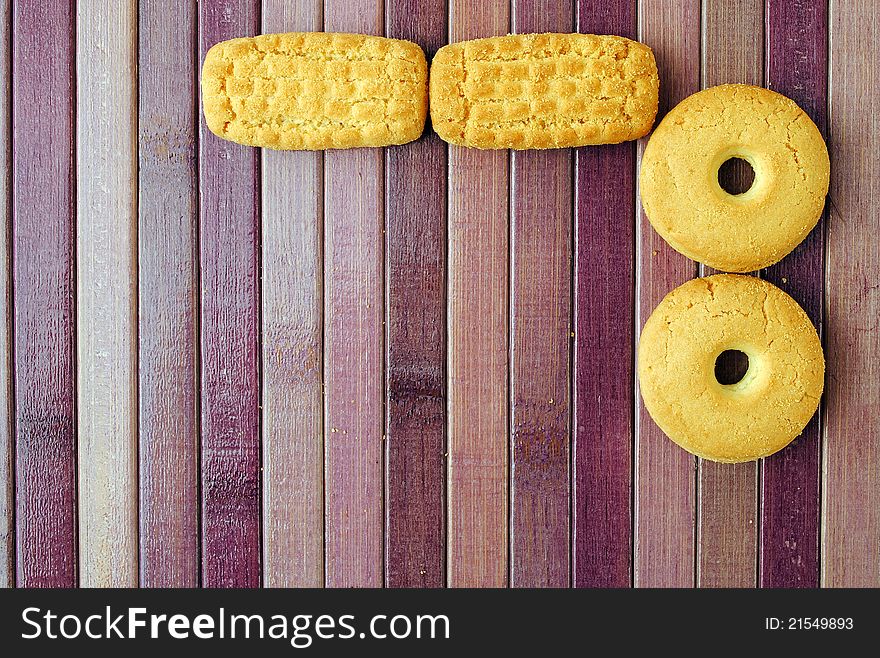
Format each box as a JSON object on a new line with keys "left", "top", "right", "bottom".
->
{"left": 429, "top": 33, "right": 659, "bottom": 149}
{"left": 202, "top": 32, "right": 428, "bottom": 150}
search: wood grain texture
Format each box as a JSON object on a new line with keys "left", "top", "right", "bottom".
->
{"left": 138, "top": 0, "right": 200, "bottom": 588}
{"left": 198, "top": 0, "right": 262, "bottom": 588}
{"left": 509, "top": 0, "right": 572, "bottom": 588}
{"left": 572, "top": 0, "right": 636, "bottom": 589}
{"left": 696, "top": 0, "right": 762, "bottom": 589}
{"left": 12, "top": 0, "right": 78, "bottom": 588}
{"left": 384, "top": 0, "right": 446, "bottom": 588}
{"left": 323, "top": 0, "right": 385, "bottom": 589}
{"left": 635, "top": 0, "right": 700, "bottom": 588}
{"left": 0, "top": 0, "right": 12, "bottom": 588}
{"left": 76, "top": 0, "right": 138, "bottom": 588}
{"left": 261, "top": 0, "right": 324, "bottom": 589}
{"left": 760, "top": 0, "right": 826, "bottom": 588}
{"left": 823, "top": 0, "right": 880, "bottom": 588}
{"left": 446, "top": 0, "right": 509, "bottom": 588}
{"left": 701, "top": 0, "right": 763, "bottom": 86}
{"left": 697, "top": 463, "right": 758, "bottom": 587}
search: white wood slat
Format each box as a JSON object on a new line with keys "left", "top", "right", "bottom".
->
{"left": 261, "top": 0, "right": 325, "bottom": 588}
{"left": 77, "top": 0, "right": 139, "bottom": 587}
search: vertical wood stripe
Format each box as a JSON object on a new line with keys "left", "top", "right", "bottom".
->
{"left": 823, "top": 0, "right": 880, "bottom": 587}
{"left": 12, "top": 0, "right": 78, "bottom": 588}
{"left": 138, "top": 0, "right": 200, "bottom": 587}
{"left": 509, "top": 0, "right": 573, "bottom": 588}
{"left": 77, "top": 0, "right": 139, "bottom": 588}
{"left": 447, "top": 0, "right": 510, "bottom": 588}
{"left": 0, "top": 0, "right": 11, "bottom": 588}
{"left": 635, "top": 0, "right": 700, "bottom": 588}
{"left": 696, "top": 0, "right": 762, "bottom": 589}
{"left": 572, "top": 0, "right": 636, "bottom": 589}
{"left": 384, "top": 0, "right": 447, "bottom": 588}
{"left": 198, "top": 0, "right": 262, "bottom": 588}
{"left": 261, "top": 0, "right": 324, "bottom": 589}
{"left": 698, "top": 463, "right": 759, "bottom": 587}
{"left": 323, "top": 0, "right": 385, "bottom": 588}
{"left": 759, "top": 0, "right": 826, "bottom": 588}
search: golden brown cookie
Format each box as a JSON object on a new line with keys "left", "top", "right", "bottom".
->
{"left": 202, "top": 32, "right": 427, "bottom": 150}
{"left": 640, "top": 84, "right": 830, "bottom": 272}
{"left": 429, "top": 33, "right": 658, "bottom": 149}
{"left": 637, "top": 274, "right": 824, "bottom": 463}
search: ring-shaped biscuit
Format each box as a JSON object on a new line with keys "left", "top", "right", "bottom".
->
{"left": 637, "top": 274, "right": 824, "bottom": 463}
{"left": 639, "top": 84, "right": 830, "bottom": 272}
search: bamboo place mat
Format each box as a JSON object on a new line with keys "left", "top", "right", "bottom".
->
{"left": 3, "top": 0, "right": 877, "bottom": 588}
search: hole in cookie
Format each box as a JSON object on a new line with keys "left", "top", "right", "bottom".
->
{"left": 715, "top": 349, "right": 750, "bottom": 386}
{"left": 718, "top": 157, "right": 755, "bottom": 195}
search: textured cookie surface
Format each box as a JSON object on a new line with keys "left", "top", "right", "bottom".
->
{"left": 429, "top": 33, "right": 658, "bottom": 149}
{"left": 638, "top": 274, "right": 824, "bottom": 463}
{"left": 202, "top": 32, "right": 427, "bottom": 150}
{"left": 640, "top": 84, "right": 830, "bottom": 272}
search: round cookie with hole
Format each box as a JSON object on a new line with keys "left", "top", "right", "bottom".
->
{"left": 637, "top": 274, "right": 824, "bottom": 463}
{"left": 639, "top": 84, "right": 829, "bottom": 273}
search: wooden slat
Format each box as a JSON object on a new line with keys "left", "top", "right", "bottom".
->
{"left": 572, "top": 0, "right": 636, "bottom": 589}
{"left": 12, "top": 0, "right": 78, "bottom": 588}
{"left": 323, "top": 0, "right": 384, "bottom": 588}
{"left": 760, "top": 0, "right": 827, "bottom": 589}
{"left": 447, "top": 0, "right": 509, "bottom": 588}
{"left": 198, "top": 0, "right": 262, "bottom": 588}
{"left": 0, "top": 0, "right": 12, "bottom": 588}
{"left": 76, "top": 0, "right": 138, "bottom": 589}
{"left": 261, "top": 0, "right": 324, "bottom": 589}
{"left": 823, "top": 0, "right": 880, "bottom": 588}
{"left": 509, "top": 0, "right": 573, "bottom": 588}
{"left": 697, "top": 465, "right": 758, "bottom": 587}
{"left": 384, "top": 0, "right": 447, "bottom": 588}
{"left": 696, "top": 0, "right": 762, "bottom": 589}
{"left": 635, "top": 0, "right": 700, "bottom": 588}
{"left": 138, "top": 0, "right": 200, "bottom": 587}
{"left": 702, "top": 0, "right": 763, "bottom": 85}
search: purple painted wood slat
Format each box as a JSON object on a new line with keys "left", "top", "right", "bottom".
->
{"left": 572, "top": 0, "right": 636, "bottom": 589}
{"left": 138, "top": 0, "right": 200, "bottom": 587}
{"left": 446, "top": 0, "right": 510, "bottom": 589}
{"left": 198, "top": 0, "right": 262, "bottom": 588}
{"left": 635, "top": 0, "right": 700, "bottom": 588}
{"left": 323, "top": 0, "right": 385, "bottom": 588}
{"left": 510, "top": 1, "right": 573, "bottom": 589}
{"left": 12, "top": 0, "right": 78, "bottom": 588}
{"left": 760, "top": 0, "right": 826, "bottom": 588}
{"left": 823, "top": 2, "right": 880, "bottom": 587}
{"left": 0, "top": 0, "right": 12, "bottom": 588}
{"left": 385, "top": 0, "right": 447, "bottom": 588}
{"left": 697, "top": 0, "right": 762, "bottom": 589}
{"left": 261, "top": 0, "right": 324, "bottom": 589}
